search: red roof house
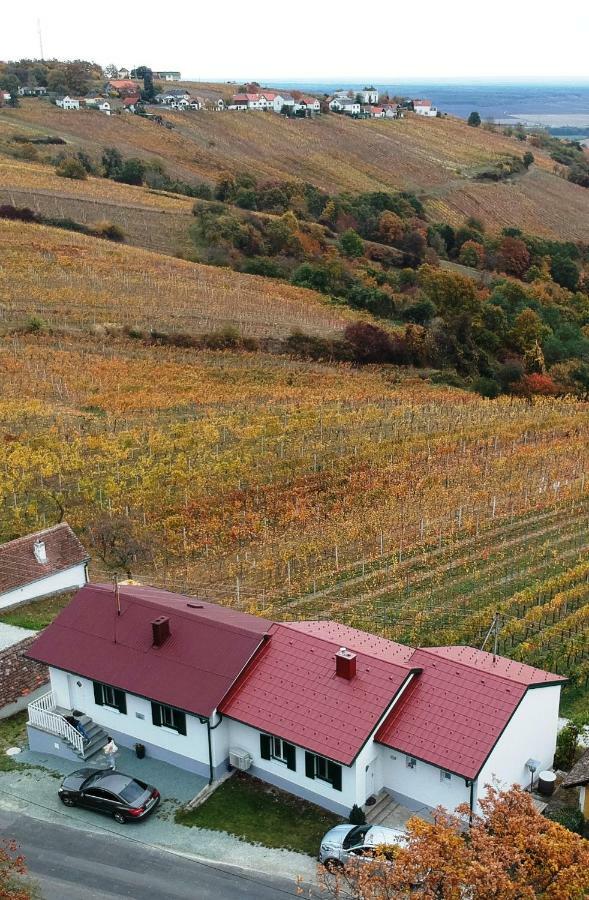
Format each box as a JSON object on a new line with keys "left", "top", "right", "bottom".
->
{"left": 25, "top": 587, "right": 565, "bottom": 816}
{"left": 0, "top": 523, "right": 89, "bottom": 611}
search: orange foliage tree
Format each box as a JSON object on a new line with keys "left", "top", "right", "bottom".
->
{"left": 0, "top": 840, "right": 32, "bottom": 900}
{"left": 318, "top": 785, "right": 589, "bottom": 899}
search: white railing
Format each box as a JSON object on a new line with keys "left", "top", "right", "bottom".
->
{"left": 28, "top": 691, "right": 84, "bottom": 754}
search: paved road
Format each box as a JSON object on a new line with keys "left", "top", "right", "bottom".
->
{"left": 0, "top": 810, "right": 311, "bottom": 900}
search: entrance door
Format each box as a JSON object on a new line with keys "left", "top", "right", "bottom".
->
{"left": 365, "top": 757, "right": 378, "bottom": 801}
{"left": 67, "top": 675, "right": 87, "bottom": 714}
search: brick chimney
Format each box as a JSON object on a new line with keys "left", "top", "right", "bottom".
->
{"left": 152, "top": 616, "right": 171, "bottom": 647}
{"left": 336, "top": 647, "right": 357, "bottom": 680}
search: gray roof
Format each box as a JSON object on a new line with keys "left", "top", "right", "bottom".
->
{"left": 562, "top": 748, "right": 589, "bottom": 787}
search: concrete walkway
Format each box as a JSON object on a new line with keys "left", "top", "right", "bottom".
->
{"left": 0, "top": 749, "right": 317, "bottom": 883}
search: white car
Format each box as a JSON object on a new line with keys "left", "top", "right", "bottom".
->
{"left": 319, "top": 823, "right": 406, "bottom": 867}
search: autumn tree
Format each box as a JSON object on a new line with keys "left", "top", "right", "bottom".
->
{"left": 498, "top": 236, "right": 531, "bottom": 278}
{"left": 419, "top": 265, "right": 480, "bottom": 321}
{"left": 87, "top": 515, "right": 149, "bottom": 579}
{"left": 320, "top": 785, "right": 589, "bottom": 899}
{"left": 459, "top": 240, "right": 485, "bottom": 269}
{"left": 0, "top": 839, "right": 34, "bottom": 900}
{"left": 378, "top": 210, "right": 405, "bottom": 245}
{"left": 511, "top": 308, "right": 548, "bottom": 353}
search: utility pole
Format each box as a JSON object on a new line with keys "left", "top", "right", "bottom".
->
{"left": 37, "top": 19, "right": 44, "bottom": 60}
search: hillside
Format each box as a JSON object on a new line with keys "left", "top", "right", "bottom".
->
{"left": 0, "top": 218, "right": 352, "bottom": 338}
{"left": 2, "top": 99, "right": 588, "bottom": 240}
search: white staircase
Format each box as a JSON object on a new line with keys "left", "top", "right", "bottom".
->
{"left": 28, "top": 691, "right": 108, "bottom": 760}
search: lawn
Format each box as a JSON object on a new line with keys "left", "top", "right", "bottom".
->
{"left": 0, "top": 592, "right": 74, "bottom": 630}
{"left": 175, "top": 772, "right": 343, "bottom": 857}
{"left": 0, "top": 711, "right": 28, "bottom": 772}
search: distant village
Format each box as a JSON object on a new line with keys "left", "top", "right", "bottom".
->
{"left": 1, "top": 65, "right": 440, "bottom": 122}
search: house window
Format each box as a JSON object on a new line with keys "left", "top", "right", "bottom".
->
{"left": 305, "top": 751, "right": 342, "bottom": 791}
{"left": 93, "top": 681, "right": 127, "bottom": 714}
{"left": 440, "top": 770, "right": 452, "bottom": 783}
{"left": 259, "top": 733, "right": 296, "bottom": 771}
{"left": 151, "top": 701, "right": 187, "bottom": 735}
{"left": 406, "top": 756, "right": 417, "bottom": 769}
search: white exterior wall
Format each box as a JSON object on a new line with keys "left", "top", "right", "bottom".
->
{"left": 380, "top": 745, "right": 470, "bottom": 812}
{"left": 48, "top": 667, "right": 211, "bottom": 770}
{"left": 226, "top": 719, "right": 356, "bottom": 815}
{"left": 0, "top": 563, "right": 87, "bottom": 611}
{"left": 475, "top": 685, "right": 561, "bottom": 804}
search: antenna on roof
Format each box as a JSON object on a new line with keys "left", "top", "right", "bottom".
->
{"left": 114, "top": 573, "right": 121, "bottom": 616}
{"left": 481, "top": 611, "right": 501, "bottom": 662}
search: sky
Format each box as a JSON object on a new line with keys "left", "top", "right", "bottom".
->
{"left": 1, "top": 1, "right": 588, "bottom": 82}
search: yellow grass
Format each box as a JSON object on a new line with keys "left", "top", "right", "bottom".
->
{"left": 0, "top": 218, "right": 353, "bottom": 338}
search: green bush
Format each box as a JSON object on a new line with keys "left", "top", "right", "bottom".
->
{"left": 554, "top": 723, "right": 579, "bottom": 770}
{"left": 349, "top": 804, "right": 366, "bottom": 825}
{"left": 55, "top": 157, "right": 88, "bottom": 180}
{"left": 545, "top": 807, "right": 585, "bottom": 835}
{"left": 473, "top": 376, "right": 500, "bottom": 398}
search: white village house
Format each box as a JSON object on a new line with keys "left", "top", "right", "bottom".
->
{"left": 26, "top": 584, "right": 564, "bottom": 817}
{"left": 55, "top": 96, "right": 80, "bottom": 110}
{"left": 329, "top": 97, "right": 361, "bottom": 116}
{"left": 0, "top": 524, "right": 89, "bottom": 611}
{"left": 413, "top": 99, "right": 438, "bottom": 117}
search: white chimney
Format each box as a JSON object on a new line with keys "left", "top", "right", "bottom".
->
{"left": 33, "top": 540, "right": 48, "bottom": 564}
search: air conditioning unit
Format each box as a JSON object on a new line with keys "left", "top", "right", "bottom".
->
{"left": 229, "top": 747, "right": 252, "bottom": 771}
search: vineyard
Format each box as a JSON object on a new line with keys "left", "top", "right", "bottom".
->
{"left": 0, "top": 219, "right": 352, "bottom": 338}
{"left": 2, "top": 99, "right": 589, "bottom": 240}
{"left": 1, "top": 328, "right": 588, "bottom": 710}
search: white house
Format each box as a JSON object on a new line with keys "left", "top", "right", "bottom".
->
{"left": 293, "top": 96, "right": 321, "bottom": 116}
{"left": 85, "top": 98, "right": 111, "bottom": 115}
{"left": 26, "top": 584, "right": 564, "bottom": 818}
{"left": 383, "top": 104, "right": 403, "bottom": 119}
{"left": 56, "top": 96, "right": 80, "bottom": 110}
{"left": 0, "top": 524, "right": 89, "bottom": 611}
{"left": 117, "top": 68, "right": 130, "bottom": 80}
{"left": 154, "top": 71, "right": 181, "bottom": 81}
{"left": 155, "top": 90, "right": 191, "bottom": 105}
{"left": 357, "top": 86, "right": 379, "bottom": 104}
{"left": 329, "top": 97, "right": 361, "bottom": 116}
{"left": 413, "top": 99, "right": 438, "bottom": 117}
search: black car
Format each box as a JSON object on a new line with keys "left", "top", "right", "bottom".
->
{"left": 58, "top": 768, "right": 160, "bottom": 823}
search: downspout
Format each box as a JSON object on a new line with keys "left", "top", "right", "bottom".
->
{"left": 466, "top": 778, "right": 475, "bottom": 824}
{"left": 200, "top": 713, "right": 223, "bottom": 785}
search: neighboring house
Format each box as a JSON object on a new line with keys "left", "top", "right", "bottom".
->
{"left": 0, "top": 624, "right": 48, "bottom": 718}
{"left": 562, "top": 748, "right": 589, "bottom": 820}
{"left": 85, "top": 97, "right": 111, "bottom": 115}
{"left": 27, "top": 584, "right": 564, "bottom": 817}
{"left": 122, "top": 97, "right": 137, "bottom": 112}
{"left": 383, "top": 104, "right": 403, "bottom": 119}
{"left": 294, "top": 96, "right": 321, "bottom": 116}
{"left": 356, "top": 86, "right": 379, "bottom": 104}
{"left": 413, "top": 99, "right": 438, "bottom": 117}
{"left": 18, "top": 86, "right": 48, "bottom": 97}
{"left": 154, "top": 71, "right": 181, "bottom": 81}
{"left": 117, "top": 68, "right": 130, "bottom": 80}
{"left": 155, "top": 90, "right": 191, "bottom": 105}
{"left": 106, "top": 80, "right": 141, "bottom": 98}
{"left": 55, "top": 96, "right": 80, "bottom": 110}
{"left": 0, "top": 523, "right": 89, "bottom": 611}
{"left": 329, "top": 97, "right": 361, "bottom": 116}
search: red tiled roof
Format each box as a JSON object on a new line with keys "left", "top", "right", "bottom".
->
{"left": 123, "top": 97, "right": 139, "bottom": 106}
{"left": 425, "top": 646, "right": 566, "bottom": 686}
{"left": 27, "top": 584, "right": 271, "bottom": 717}
{"left": 288, "top": 621, "right": 414, "bottom": 664}
{"left": 0, "top": 524, "right": 89, "bottom": 595}
{"left": 299, "top": 96, "right": 318, "bottom": 104}
{"left": 219, "top": 622, "right": 417, "bottom": 765}
{"left": 375, "top": 648, "right": 530, "bottom": 779}
{"left": 232, "top": 93, "right": 260, "bottom": 102}
{"left": 414, "top": 99, "right": 432, "bottom": 105}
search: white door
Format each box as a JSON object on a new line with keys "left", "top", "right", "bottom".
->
{"left": 67, "top": 675, "right": 87, "bottom": 714}
{"left": 365, "top": 758, "right": 378, "bottom": 800}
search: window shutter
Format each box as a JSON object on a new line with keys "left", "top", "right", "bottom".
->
{"left": 151, "top": 702, "right": 162, "bottom": 726}
{"left": 305, "top": 751, "right": 315, "bottom": 779}
{"left": 328, "top": 761, "right": 342, "bottom": 791}
{"left": 114, "top": 689, "right": 127, "bottom": 715}
{"left": 93, "top": 681, "right": 103, "bottom": 706}
{"left": 175, "top": 711, "right": 187, "bottom": 736}
{"left": 285, "top": 742, "right": 296, "bottom": 771}
{"left": 260, "top": 733, "right": 271, "bottom": 760}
